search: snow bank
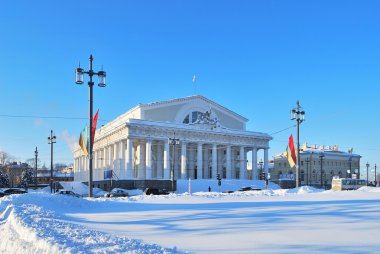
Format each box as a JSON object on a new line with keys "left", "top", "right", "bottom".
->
{"left": 357, "top": 186, "right": 380, "bottom": 193}
{"left": 176, "top": 179, "right": 279, "bottom": 194}
{"left": 59, "top": 181, "right": 105, "bottom": 197}
{"left": 0, "top": 194, "right": 183, "bottom": 254}
{"left": 273, "top": 186, "right": 324, "bottom": 195}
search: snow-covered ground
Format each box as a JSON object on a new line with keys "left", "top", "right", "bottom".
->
{"left": 1, "top": 181, "right": 380, "bottom": 254}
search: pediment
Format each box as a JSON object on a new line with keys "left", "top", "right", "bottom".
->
{"left": 140, "top": 95, "right": 248, "bottom": 130}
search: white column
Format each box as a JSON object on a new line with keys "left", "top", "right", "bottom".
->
{"left": 113, "top": 143, "right": 118, "bottom": 176}
{"left": 78, "top": 157, "right": 81, "bottom": 180}
{"left": 82, "top": 156, "right": 86, "bottom": 181}
{"left": 264, "top": 148, "right": 269, "bottom": 175}
{"left": 146, "top": 140, "right": 152, "bottom": 179}
{"left": 97, "top": 150, "right": 101, "bottom": 180}
{"left": 138, "top": 141, "right": 146, "bottom": 179}
{"left": 93, "top": 151, "right": 97, "bottom": 180}
{"left": 120, "top": 141, "right": 125, "bottom": 179}
{"left": 96, "top": 150, "right": 100, "bottom": 169}
{"left": 103, "top": 147, "right": 107, "bottom": 168}
{"left": 175, "top": 145, "right": 180, "bottom": 179}
{"left": 126, "top": 138, "right": 133, "bottom": 179}
{"left": 244, "top": 149, "right": 248, "bottom": 180}
{"left": 217, "top": 147, "right": 223, "bottom": 176}
{"left": 181, "top": 142, "right": 187, "bottom": 179}
{"left": 252, "top": 147, "right": 258, "bottom": 180}
{"left": 108, "top": 146, "right": 112, "bottom": 169}
{"left": 102, "top": 148, "right": 106, "bottom": 170}
{"left": 82, "top": 157, "right": 85, "bottom": 180}
{"left": 94, "top": 150, "right": 97, "bottom": 170}
{"left": 212, "top": 144, "right": 217, "bottom": 179}
{"left": 157, "top": 142, "right": 163, "bottom": 179}
{"left": 164, "top": 140, "right": 170, "bottom": 179}
{"left": 189, "top": 145, "right": 195, "bottom": 179}
{"left": 197, "top": 143, "right": 203, "bottom": 179}
{"left": 239, "top": 146, "right": 245, "bottom": 179}
{"left": 226, "top": 145, "right": 232, "bottom": 179}
{"left": 203, "top": 146, "right": 209, "bottom": 178}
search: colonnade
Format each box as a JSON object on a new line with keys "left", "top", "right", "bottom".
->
{"left": 74, "top": 138, "right": 269, "bottom": 182}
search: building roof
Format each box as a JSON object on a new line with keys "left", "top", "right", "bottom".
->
{"left": 139, "top": 95, "right": 249, "bottom": 122}
{"left": 273, "top": 143, "right": 361, "bottom": 159}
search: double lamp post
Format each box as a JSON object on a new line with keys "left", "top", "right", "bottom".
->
{"left": 290, "top": 101, "right": 305, "bottom": 188}
{"left": 75, "top": 55, "right": 106, "bottom": 197}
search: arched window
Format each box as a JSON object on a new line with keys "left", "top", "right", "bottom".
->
{"left": 183, "top": 111, "right": 203, "bottom": 124}
{"left": 183, "top": 114, "right": 190, "bottom": 124}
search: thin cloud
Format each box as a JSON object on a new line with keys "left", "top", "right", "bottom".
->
{"left": 34, "top": 118, "right": 46, "bottom": 128}
{"left": 61, "top": 129, "right": 77, "bottom": 152}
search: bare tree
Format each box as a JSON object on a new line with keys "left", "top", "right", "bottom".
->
{"left": 0, "top": 151, "right": 9, "bottom": 165}
{"left": 26, "top": 158, "right": 41, "bottom": 169}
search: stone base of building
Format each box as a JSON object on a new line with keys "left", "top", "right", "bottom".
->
{"left": 83, "top": 180, "right": 177, "bottom": 192}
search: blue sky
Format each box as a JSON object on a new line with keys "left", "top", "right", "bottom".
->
{"left": 0, "top": 1, "right": 379, "bottom": 178}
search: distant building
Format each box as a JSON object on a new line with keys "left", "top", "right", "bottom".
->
{"left": 36, "top": 166, "right": 74, "bottom": 185}
{"left": 272, "top": 143, "right": 361, "bottom": 187}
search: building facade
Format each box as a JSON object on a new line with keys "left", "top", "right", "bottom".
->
{"left": 272, "top": 143, "right": 361, "bottom": 187}
{"left": 73, "top": 96, "right": 272, "bottom": 187}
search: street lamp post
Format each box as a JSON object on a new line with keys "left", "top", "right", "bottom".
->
{"left": 259, "top": 158, "right": 264, "bottom": 177}
{"left": 34, "top": 147, "right": 38, "bottom": 189}
{"left": 290, "top": 101, "right": 305, "bottom": 188}
{"left": 75, "top": 55, "right": 106, "bottom": 197}
{"left": 48, "top": 130, "right": 56, "bottom": 193}
{"left": 375, "top": 164, "right": 377, "bottom": 187}
{"left": 366, "top": 162, "right": 370, "bottom": 186}
{"left": 169, "top": 134, "right": 180, "bottom": 192}
{"left": 319, "top": 153, "right": 324, "bottom": 189}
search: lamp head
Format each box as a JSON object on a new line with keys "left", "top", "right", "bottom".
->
{"left": 98, "top": 70, "right": 106, "bottom": 87}
{"left": 75, "top": 67, "right": 84, "bottom": 85}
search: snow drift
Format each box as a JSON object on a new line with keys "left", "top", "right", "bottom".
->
{"left": 0, "top": 194, "right": 183, "bottom": 254}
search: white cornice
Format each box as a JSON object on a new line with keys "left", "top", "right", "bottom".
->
{"left": 126, "top": 119, "right": 272, "bottom": 140}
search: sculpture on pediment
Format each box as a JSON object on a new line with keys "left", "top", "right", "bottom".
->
{"left": 194, "top": 110, "right": 220, "bottom": 130}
